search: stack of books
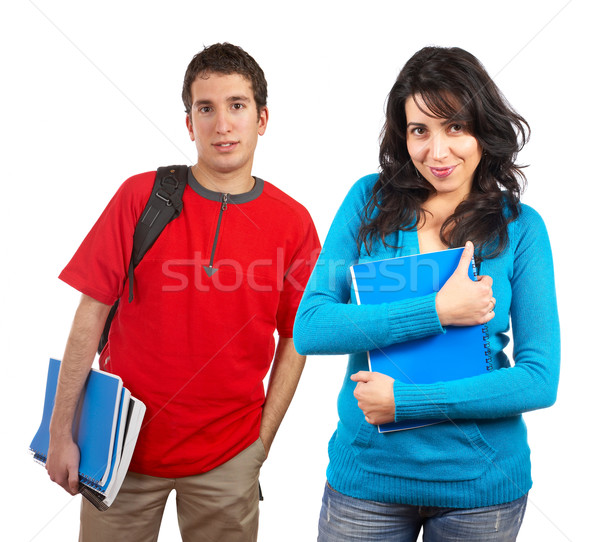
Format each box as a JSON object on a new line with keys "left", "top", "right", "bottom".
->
{"left": 30, "top": 358, "right": 146, "bottom": 510}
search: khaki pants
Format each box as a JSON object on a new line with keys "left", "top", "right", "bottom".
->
{"left": 80, "top": 438, "right": 266, "bottom": 542}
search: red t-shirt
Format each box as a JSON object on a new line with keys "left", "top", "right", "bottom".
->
{"left": 60, "top": 170, "right": 320, "bottom": 477}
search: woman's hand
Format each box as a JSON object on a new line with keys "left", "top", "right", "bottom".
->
{"left": 435, "top": 241, "right": 496, "bottom": 327}
{"left": 351, "top": 371, "right": 395, "bottom": 425}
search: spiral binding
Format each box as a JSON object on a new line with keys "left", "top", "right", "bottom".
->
{"left": 470, "top": 256, "right": 494, "bottom": 372}
{"left": 80, "top": 473, "right": 103, "bottom": 490}
{"left": 482, "top": 325, "right": 493, "bottom": 371}
{"left": 32, "top": 451, "right": 47, "bottom": 466}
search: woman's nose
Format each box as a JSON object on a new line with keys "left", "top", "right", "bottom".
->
{"left": 430, "top": 132, "right": 449, "bottom": 161}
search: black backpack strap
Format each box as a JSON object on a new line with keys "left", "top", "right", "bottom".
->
{"left": 127, "top": 165, "right": 188, "bottom": 302}
{"left": 98, "top": 301, "right": 120, "bottom": 354}
{"left": 97, "top": 165, "right": 187, "bottom": 355}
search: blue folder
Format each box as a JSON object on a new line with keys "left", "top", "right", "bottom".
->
{"left": 350, "top": 248, "right": 492, "bottom": 432}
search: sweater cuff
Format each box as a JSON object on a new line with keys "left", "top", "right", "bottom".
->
{"left": 394, "top": 381, "right": 448, "bottom": 421}
{"left": 387, "top": 292, "right": 444, "bottom": 344}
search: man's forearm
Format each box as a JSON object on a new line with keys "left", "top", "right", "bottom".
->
{"left": 260, "top": 337, "right": 306, "bottom": 457}
{"left": 47, "top": 293, "right": 111, "bottom": 493}
{"left": 50, "top": 294, "right": 111, "bottom": 435}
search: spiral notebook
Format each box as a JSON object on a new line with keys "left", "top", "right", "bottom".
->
{"left": 350, "top": 248, "right": 492, "bottom": 432}
{"left": 30, "top": 358, "right": 146, "bottom": 510}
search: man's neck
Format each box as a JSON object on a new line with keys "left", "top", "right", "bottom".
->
{"left": 191, "top": 163, "right": 255, "bottom": 195}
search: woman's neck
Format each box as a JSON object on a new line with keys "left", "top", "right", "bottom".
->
{"left": 417, "top": 191, "right": 468, "bottom": 253}
{"left": 421, "top": 191, "right": 464, "bottom": 228}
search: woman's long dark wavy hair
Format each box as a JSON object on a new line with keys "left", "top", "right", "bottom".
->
{"left": 358, "top": 46, "right": 530, "bottom": 262}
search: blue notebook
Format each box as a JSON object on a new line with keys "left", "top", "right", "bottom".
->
{"left": 30, "top": 358, "right": 123, "bottom": 487}
{"left": 350, "top": 248, "right": 492, "bottom": 432}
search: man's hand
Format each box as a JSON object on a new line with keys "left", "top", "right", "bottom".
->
{"left": 435, "top": 241, "right": 495, "bottom": 327}
{"left": 351, "top": 371, "right": 395, "bottom": 425}
{"left": 46, "top": 435, "right": 80, "bottom": 495}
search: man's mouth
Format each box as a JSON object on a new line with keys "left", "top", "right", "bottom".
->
{"left": 214, "top": 141, "right": 238, "bottom": 149}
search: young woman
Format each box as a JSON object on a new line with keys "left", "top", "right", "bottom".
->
{"left": 294, "top": 46, "right": 560, "bottom": 541}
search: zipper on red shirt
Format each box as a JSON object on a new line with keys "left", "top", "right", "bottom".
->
{"left": 204, "top": 193, "right": 228, "bottom": 277}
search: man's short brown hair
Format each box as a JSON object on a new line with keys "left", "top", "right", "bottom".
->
{"left": 182, "top": 43, "right": 267, "bottom": 118}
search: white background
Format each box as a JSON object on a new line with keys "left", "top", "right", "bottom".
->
{"left": 1, "top": 1, "right": 597, "bottom": 540}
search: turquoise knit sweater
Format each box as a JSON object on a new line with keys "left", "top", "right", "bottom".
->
{"left": 294, "top": 174, "right": 560, "bottom": 508}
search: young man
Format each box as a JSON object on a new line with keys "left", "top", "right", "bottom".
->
{"left": 46, "top": 43, "right": 320, "bottom": 541}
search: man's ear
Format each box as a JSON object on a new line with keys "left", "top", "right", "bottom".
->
{"left": 186, "top": 114, "right": 195, "bottom": 141}
{"left": 258, "top": 106, "right": 269, "bottom": 136}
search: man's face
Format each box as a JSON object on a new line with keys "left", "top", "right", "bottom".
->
{"left": 186, "top": 73, "right": 268, "bottom": 179}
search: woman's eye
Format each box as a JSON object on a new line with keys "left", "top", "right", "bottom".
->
{"left": 449, "top": 123, "right": 463, "bottom": 133}
{"left": 411, "top": 127, "right": 426, "bottom": 136}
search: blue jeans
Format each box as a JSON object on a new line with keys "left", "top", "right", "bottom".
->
{"left": 318, "top": 482, "right": 527, "bottom": 542}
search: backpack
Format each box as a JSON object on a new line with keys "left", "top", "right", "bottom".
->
{"left": 97, "top": 165, "right": 188, "bottom": 354}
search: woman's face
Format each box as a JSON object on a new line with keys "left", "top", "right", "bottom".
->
{"left": 405, "top": 94, "right": 482, "bottom": 201}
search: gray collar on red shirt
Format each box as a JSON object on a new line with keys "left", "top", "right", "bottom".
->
{"left": 187, "top": 167, "right": 264, "bottom": 203}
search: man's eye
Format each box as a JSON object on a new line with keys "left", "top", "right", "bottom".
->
{"left": 232, "top": 103, "right": 244, "bottom": 110}
{"left": 199, "top": 106, "right": 212, "bottom": 113}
